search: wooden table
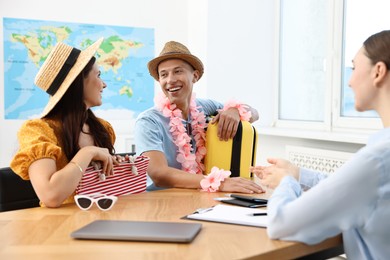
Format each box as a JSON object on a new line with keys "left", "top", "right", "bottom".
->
{"left": 0, "top": 189, "right": 343, "bottom": 259}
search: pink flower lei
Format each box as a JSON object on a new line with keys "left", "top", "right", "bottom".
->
{"left": 154, "top": 92, "right": 207, "bottom": 174}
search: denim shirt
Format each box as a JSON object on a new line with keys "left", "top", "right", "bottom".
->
{"left": 266, "top": 128, "right": 390, "bottom": 260}
{"left": 134, "top": 98, "right": 223, "bottom": 191}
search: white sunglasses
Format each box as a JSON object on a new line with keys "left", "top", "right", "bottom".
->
{"left": 74, "top": 193, "right": 118, "bottom": 211}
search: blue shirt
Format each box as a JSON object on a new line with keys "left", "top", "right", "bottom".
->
{"left": 267, "top": 128, "right": 390, "bottom": 260}
{"left": 134, "top": 98, "right": 223, "bottom": 190}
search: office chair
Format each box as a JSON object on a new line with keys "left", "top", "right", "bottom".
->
{"left": 0, "top": 167, "right": 40, "bottom": 212}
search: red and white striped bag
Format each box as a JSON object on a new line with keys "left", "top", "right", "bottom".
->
{"left": 76, "top": 155, "right": 149, "bottom": 196}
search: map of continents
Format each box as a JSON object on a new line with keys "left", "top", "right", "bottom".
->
{"left": 3, "top": 17, "right": 155, "bottom": 120}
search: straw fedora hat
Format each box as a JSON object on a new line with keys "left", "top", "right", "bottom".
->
{"left": 147, "top": 41, "right": 204, "bottom": 81}
{"left": 35, "top": 37, "right": 103, "bottom": 117}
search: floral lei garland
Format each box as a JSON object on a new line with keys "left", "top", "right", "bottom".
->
{"left": 154, "top": 92, "right": 207, "bottom": 174}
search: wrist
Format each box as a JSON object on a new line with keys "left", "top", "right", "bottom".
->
{"left": 294, "top": 166, "right": 300, "bottom": 180}
{"left": 79, "top": 146, "right": 95, "bottom": 159}
{"left": 69, "top": 161, "right": 84, "bottom": 175}
{"left": 200, "top": 167, "right": 231, "bottom": 192}
{"left": 222, "top": 100, "right": 252, "bottom": 121}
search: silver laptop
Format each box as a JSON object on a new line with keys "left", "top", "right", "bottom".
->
{"left": 71, "top": 220, "right": 202, "bottom": 243}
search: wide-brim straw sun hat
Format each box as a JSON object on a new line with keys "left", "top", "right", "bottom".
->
{"left": 35, "top": 37, "right": 103, "bottom": 117}
{"left": 147, "top": 41, "right": 204, "bottom": 81}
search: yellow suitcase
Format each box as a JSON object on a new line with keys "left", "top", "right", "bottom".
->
{"left": 204, "top": 121, "right": 258, "bottom": 179}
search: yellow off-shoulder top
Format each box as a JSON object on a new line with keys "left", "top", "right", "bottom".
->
{"left": 10, "top": 117, "right": 116, "bottom": 206}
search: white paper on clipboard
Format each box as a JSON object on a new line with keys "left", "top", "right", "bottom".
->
{"left": 186, "top": 204, "right": 268, "bottom": 228}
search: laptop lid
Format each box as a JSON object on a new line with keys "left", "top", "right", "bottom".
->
{"left": 70, "top": 220, "right": 202, "bottom": 243}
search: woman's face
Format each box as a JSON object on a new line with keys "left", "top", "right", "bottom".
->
{"left": 83, "top": 62, "right": 106, "bottom": 109}
{"left": 348, "top": 47, "right": 378, "bottom": 112}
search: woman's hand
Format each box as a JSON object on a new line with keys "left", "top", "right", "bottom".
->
{"left": 89, "top": 147, "right": 119, "bottom": 176}
{"left": 112, "top": 154, "right": 126, "bottom": 163}
{"left": 251, "top": 158, "right": 299, "bottom": 189}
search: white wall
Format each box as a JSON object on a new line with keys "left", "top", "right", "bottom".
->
{"left": 0, "top": 0, "right": 364, "bottom": 168}
{"left": 0, "top": 0, "right": 197, "bottom": 166}
{"left": 205, "top": 0, "right": 364, "bottom": 165}
{"left": 207, "top": 0, "right": 276, "bottom": 128}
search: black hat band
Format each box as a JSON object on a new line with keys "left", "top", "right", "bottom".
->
{"left": 46, "top": 48, "right": 81, "bottom": 96}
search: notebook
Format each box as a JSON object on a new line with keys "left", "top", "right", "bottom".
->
{"left": 71, "top": 220, "right": 202, "bottom": 243}
{"left": 186, "top": 204, "right": 268, "bottom": 228}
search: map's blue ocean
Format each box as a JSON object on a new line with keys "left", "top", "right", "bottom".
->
{"left": 3, "top": 17, "right": 155, "bottom": 120}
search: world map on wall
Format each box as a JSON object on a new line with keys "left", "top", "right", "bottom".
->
{"left": 3, "top": 17, "right": 155, "bottom": 120}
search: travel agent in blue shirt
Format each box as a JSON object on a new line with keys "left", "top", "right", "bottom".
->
{"left": 135, "top": 41, "right": 262, "bottom": 193}
{"left": 251, "top": 30, "right": 390, "bottom": 259}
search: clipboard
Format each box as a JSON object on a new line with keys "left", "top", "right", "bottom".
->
{"left": 186, "top": 204, "right": 268, "bottom": 228}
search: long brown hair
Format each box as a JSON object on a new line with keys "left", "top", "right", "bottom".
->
{"left": 44, "top": 57, "right": 115, "bottom": 160}
{"left": 364, "top": 30, "right": 390, "bottom": 69}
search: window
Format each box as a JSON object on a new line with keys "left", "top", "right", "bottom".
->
{"left": 278, "top": 0, "right": 328, "bottom": 124}
{"left": 335, "top": 0, "right": 388, "bottom": 130}
{"left": 277, "top": 0, "right": 386, "bottom": 132}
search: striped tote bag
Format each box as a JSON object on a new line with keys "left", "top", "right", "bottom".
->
{"left": 76, "top": 155, "right": 149, "bottom": 196}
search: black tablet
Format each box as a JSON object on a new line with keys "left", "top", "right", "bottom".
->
{"left": 229, "top": 194, "right": 268, "bottom": 204}
{"left": 221, "top": 199, "right": 267, "bottom": 208}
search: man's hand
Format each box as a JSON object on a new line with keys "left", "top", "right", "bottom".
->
{"left": 211, "top": 108, "right": 241, "bottom": 141}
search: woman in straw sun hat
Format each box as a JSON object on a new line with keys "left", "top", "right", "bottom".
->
{"left": 11, "top": 38, "right": 120, "bottom": 208}
{"left": 135, "top": 41, "right": 263, "bottom": 193}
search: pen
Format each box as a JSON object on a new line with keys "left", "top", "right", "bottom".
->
{"left": 251, "top": 213, "right": 267, "bottom": 216}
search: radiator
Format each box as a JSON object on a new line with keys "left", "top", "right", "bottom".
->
{"left": 285, "top": 145, "right": 353, "bottom": 174}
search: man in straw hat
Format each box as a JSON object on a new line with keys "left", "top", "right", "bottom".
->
{"left": 135, "top": 41, "right": 263, "bottom": 193}
{"left": 11, "top": 38, "right": 122, "bottom": 207}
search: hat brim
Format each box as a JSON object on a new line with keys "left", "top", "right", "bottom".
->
{"left": 40, "top": 38, "right": 103, "bottom": 118}
{"left": 147, "top": 53, "right": 204, "bottom": 81}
